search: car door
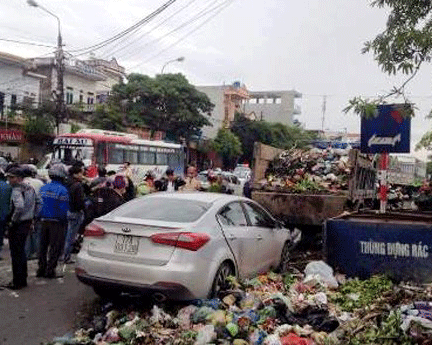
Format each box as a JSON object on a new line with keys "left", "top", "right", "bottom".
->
{"left": 216, "top": 201, "right": 259, "bottom": 278}
{"left": 242, "top": 201, "right": 282, "bottom": 272}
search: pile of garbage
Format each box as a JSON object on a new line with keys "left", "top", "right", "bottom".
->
{"left": 256, "top": 148, "right": 354, "bottom": 194}
{"left": 48, "top": 261, "right": 432, "bottom": 345}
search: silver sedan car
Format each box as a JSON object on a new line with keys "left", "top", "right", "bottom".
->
{"left": 76, "top": 192, "right": 300, "bottom": 301}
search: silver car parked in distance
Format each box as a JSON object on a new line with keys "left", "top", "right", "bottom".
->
{"left": 76, "top": 192, "right": 300, "bottom": 301}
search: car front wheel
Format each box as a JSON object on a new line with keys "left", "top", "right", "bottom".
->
{"left": 209, "top": 261, "right": 234, "bottom": 298}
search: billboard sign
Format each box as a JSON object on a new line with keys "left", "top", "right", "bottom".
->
{"left": 360, "top": 104, "right": 411, "bottom": 153}
{"left": 0, "top": 129, "right": 24, "bottom": 143}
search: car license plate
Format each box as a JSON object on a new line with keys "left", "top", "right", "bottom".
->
{"left": 114, "top": 235, "right": 139, "bottom": 255}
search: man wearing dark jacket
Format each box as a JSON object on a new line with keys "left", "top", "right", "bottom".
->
{"left": 37, "top": 164, "right": 69, "bottom": 278}
{"left": 63, "top": 164, "right": 85, "bottom": 264}
{"left": 154, "top": 169, "right": 185, "bottom": 192}
{"left": 0, "top": 167, "right": 11, "bottom": 259}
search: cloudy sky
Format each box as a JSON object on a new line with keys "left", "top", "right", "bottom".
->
{"left": 2, "top": 0, "right": 432, "bottom": 159}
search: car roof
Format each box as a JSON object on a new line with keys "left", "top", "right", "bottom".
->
{"left": 145, "top": 192, "right": 247, "bottom": 204}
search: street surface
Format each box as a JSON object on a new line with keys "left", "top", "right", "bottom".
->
{"left": 0, "top": 240, "right": 98, "bottom": 345}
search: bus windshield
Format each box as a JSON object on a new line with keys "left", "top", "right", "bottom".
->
{"left": 52, "top": 145, "right": 93, "bottom": 166}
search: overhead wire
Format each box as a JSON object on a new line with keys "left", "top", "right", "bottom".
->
{"left": 113, "top": 0, "right": 227, "bottom": 62}
{"left": 99, "top": 0, "right": 200, "bottom": 59}
{"left": 0, "top": 38, "right": 56, "bottom": 48}
{"left": 68, "top": 0, "right": 178, "bottom": 57}
{"left": 129, "top": 0, "right": 234, "bottom": 70}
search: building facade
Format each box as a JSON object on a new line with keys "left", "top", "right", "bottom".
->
{"left": 0, "top": 52, "right": 45, "bottom": 117}
{"left": 244, "top": 90, "right": 302, "bottom": 125}
{"left": 197, "top": 83, "right": 302, "bottom": 139}
{"left": 388, "top": 155, "right": 427, "bottom": 186}
{"left": 84, "top": 57, "right": 125, "bottom": 104}
{"left": 29, "top": 55, "right": 108, "bottom": 113}
{"left": 196, "top": 82, "right": 249, "bottom": 139}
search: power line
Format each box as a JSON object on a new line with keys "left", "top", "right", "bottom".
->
{"left": 69, "top": 0, "right": 178, "bottom": 57}
{"left": 99, "top": 0, "right": 200, "bottom": 59}
{"left": 0, "top": 38, "right": 56, "bottom": 48}
{"left": 129, "top": 0, "right": 234, "bottom": 71}
{"left": 114, "top": 0, "right": 226, "bottom": 62}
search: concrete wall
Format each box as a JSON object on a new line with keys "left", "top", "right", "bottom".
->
{"left": 63, "top": 73, "right": 99, "bottom": 105}
{"left": 245, "top": 90, "right": 301, "bottom": 126}
{"left": 252, "top": 142, "right": 285, "bottom": 182}
{"left": 0, "top": 62, "right": 42, "bottom": 112}
{"left": 196, "top": 86, "right": 224, "bottom": 139}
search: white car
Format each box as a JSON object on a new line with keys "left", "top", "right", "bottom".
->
{"left": 76, "top": 192, "right": 300, "bottom": 301}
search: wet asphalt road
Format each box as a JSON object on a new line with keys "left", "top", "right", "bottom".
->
{"left": 0, "top": 240, "right": 98, "bottom": 345}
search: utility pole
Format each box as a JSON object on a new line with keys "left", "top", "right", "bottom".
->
{"left": 27, "top": 0, "right": 64, "bottom": 134}
{"left": 55, "top": 31, "right": 64, "bottom": 134}
{"left": 321, "top": 95, "right": 327, "bottom": 132}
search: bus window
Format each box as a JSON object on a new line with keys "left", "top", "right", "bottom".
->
{"left": 139, "top": 151, "right": 156, "bottom": 164}
{"left": 95, "top": 142, "right": 106, "bottom": 166}
{"left": 168, "top": 152, "right": 180, "bottom": 167}
{"left": 156, "top": 152, "right": 168, "bottom": 165}
{"left": 125, "top": 150, "right": 138, "bottom": 164}
{"left": 109, "top": 148, "right": 124, "bottom": 164}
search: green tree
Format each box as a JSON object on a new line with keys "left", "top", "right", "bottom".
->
{"left": 343, "top": 0, "right": 432, "bottom": 152}
{"left": 231, "top": 113, "right": 316, "bottom": 163}
{"left": 345, "top": 1, "right": 427, "bottom": 118}
{"left": 212, "top": 128, "right": 242, "bottom": 169}
{"left": 90, "top": 104, "right": 125, "bottom": 131}
{"left": 108, "top": 73, "right": 213, "bottom": 143}
{"left": 22, "top": 102, "right": 55, "bottom": 142}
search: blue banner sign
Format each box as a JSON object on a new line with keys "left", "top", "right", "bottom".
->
{"left": 360, "top": 104, "right": 411, "bottom": 153}
{"left": 325, "top": 214, "right": 432, "bottom": 283}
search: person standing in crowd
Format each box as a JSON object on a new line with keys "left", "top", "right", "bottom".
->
{"left": 155, "top": 169, "right": 185, "bottom": 192}
{"left": 207, "top": 174, "right": 222, "bottom": 193}
{"left": 92, "top": 175, "right": 126, "bottom": 218}
{"left": 124, "top": 175, "right": 136, "bottom": 201}
{"left": 121, "top": 161, "right": 133, "bottom": 180}
{"left": 137, "top": 172, "right": 156, "bottom": 196}
{"left": 89, "top": 166, "right": 108, "bottom": 191}
{"left": 182, "top": 165, "right": 202, "bottom": 192}
{"left": 0, "top": 168, "right": 12, "bottom": 260}
{"left": 63, "top": 164, "right": 85, "bottom": 264}
{"left": 5, "top": 167, "right": 41, "bottom": 289}
{"left": 22, "top": 164, "right": 45, "bottom": 260}
{"left": 37, "top": 164, "right": 69, "bottom": 278}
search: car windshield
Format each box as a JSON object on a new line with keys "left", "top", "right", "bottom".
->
{"left": 110, "top": 197, "right": 212, "bottom": 223}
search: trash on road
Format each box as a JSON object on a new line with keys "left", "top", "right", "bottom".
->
{"left": 47, "top": 258, "right": 432, "bottom": 345}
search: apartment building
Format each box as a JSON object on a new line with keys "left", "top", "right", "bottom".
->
{"left": 244, "top": 89, "right": 302, "bottom": 126}
{"left": 0, "top": 52, "right": 45, "bottom": 117}
{"left": 197, "top": 82, "right": 302, "bottom": 139}
{"left": 196, "top": 82, "right": 249, "bottom": 139}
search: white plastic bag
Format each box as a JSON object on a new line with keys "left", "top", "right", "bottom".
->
{"left": 303, "top": 260, "right": 338, "bottom": 288}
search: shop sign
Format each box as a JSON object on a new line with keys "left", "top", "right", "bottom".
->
{"left": 0, "top": 129, "right": 24, "bottom": 143}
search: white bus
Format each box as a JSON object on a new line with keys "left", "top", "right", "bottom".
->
{"left": 38, "top": 129, "right": 185, "bottom": 182}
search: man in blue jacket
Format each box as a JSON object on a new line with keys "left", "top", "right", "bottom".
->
{"left": 37, "top": 164, "right": 69, "bottom": 279}
{"left": 0, "top": 168, "right": 11, "bottom": 259}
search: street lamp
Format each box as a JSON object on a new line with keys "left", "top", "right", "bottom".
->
{"left": 161, "top": 56, "right": 185, "bottom": 74}
{"left": 27, "top": 0, "right": 64, "bottom": 134}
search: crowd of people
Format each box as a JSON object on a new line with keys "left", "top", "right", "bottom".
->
{"left": 0, "top": 160, "right": 246, "bottom": 291}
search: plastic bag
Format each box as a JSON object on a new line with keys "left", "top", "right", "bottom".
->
{"left": 303, "top": 261, "right": 338, "bottom": 289}
{"left": 194, "top": 325, "right": 216, "bottom": 345}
